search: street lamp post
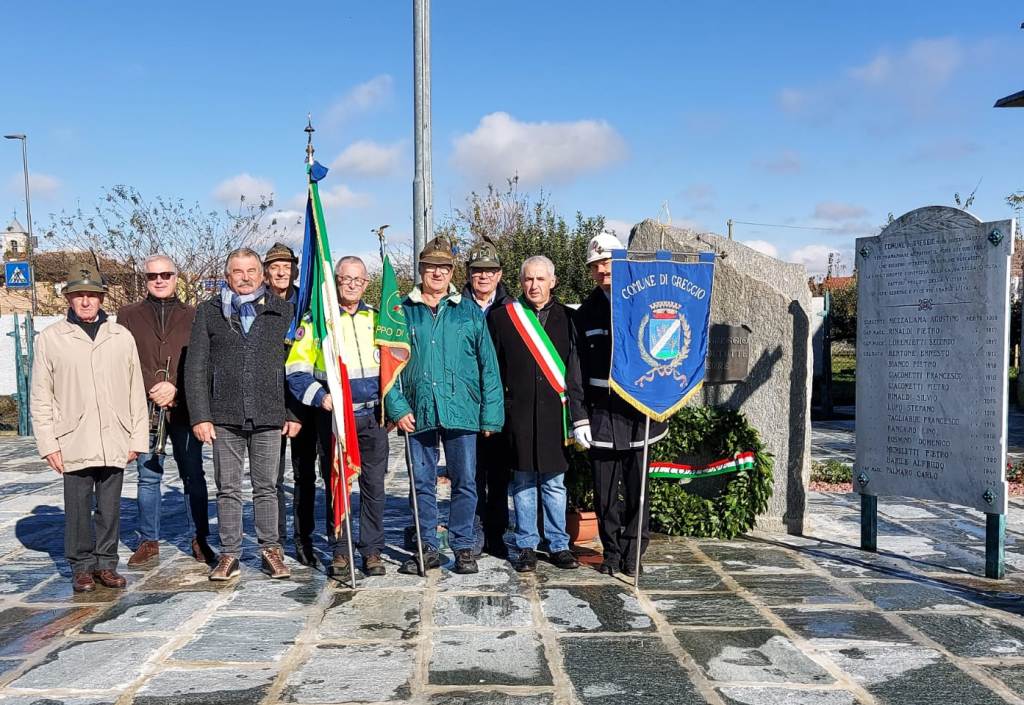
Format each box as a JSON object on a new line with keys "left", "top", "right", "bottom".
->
{"left": 4, "top": 133, "right": 38, "bottom": 317}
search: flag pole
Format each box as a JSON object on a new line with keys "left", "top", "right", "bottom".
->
{"left": 376, "top": 227, "right": 427, "bottom": 577}
{"left": 336, "top": 439, "right": 359, "bottom": 588}
{"left": 307, "top": 116, "right": 358, "bottom": 588}
{"left": 633, "top": 416, "right": 651, "bottom": 589}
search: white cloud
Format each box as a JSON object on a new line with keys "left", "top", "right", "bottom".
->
{"left": 213, "top": 173, "right": 274, "bottom": 206}
{"left": 289, "top": 185, "right": 373, "bottom": 211}
{"left": 451, "top": 112, "right": 627, "bottom": 185}
{"left": 787, "top": 244, "right": 847, "bottom": 277}
{"left": 331, "top": 140, "right": 403, "bottom": 177}
{"left": 813, "top": 201, "right": 868, "bottom": 221}
{"left": 8, "top": 172, "right": 61, "bottom": 200}
{"left": 603, "top": 219, "right": 635, "bottom": 240}
{"left": 849, "top": 38, "right": 962, "bottom": 88}
{"left": 256, "top": 209, "right": 305, "bottom": 251}
{"left": 741, "top": 239, "right": 779, "bottom": 258}
{"left": 754, "top": 150, "right": 801, "bottom": 175}
{"left": 327, "top": 75, "right": 393, "bottom": 124}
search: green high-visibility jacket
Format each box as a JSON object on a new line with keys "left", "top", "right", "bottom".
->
{"left": 385, "top": 285, "right": 504, "bottom": 434}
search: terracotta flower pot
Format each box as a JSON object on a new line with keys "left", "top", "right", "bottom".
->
{"left": 566, "top": 509, "right": 599, "bottom": 545}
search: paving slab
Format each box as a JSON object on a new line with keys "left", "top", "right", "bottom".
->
{"left": 282, "top": 643, "right": 415, "bottom": 702}
{"left": 676, "top": 628, "right": 833, "bottom": 684}
{"left": 634, "top": 563, "right": 725, "bottom": 591}
{"left": 0, "top": 698, "right": 116, "bottom": 705}
{"left": 171, "top": 613, "right": 304, "bottom": 663}
{"left": 435, "top": 559, "right": 522, "bottom": 593}
{"left": 0, "top": 563, "right": 60, "bottom": 595}
{"left": 634, "top": 538, "right": 704, "bottom": 564}
{"left": 133, "top": 666, "right": 278, "bottom": 705}
{"left": 717, "top": 687, "right": 860, "bottom": 705}
{"left": 985, "top": 665, "right": 1024, "bottom": 698}
{"left": 901, "top": 613, "right": 1024, "bottom": 657}
{"left": 318, "top": 589, "right": 421, "bottom": 640}
{"left": 23, "top": 575, "right": 121, "bottom": 604}
{"left": 434, "top": 593, "right": 533, "bottom": 628}
{"left": 698, "top": 543, "right": 806, "bottom": 574}
{"left": 732, "top": 573, "right": 853, "bottom": 606}
{"left": 429, "top": 630, "right": 552, "bottom": 686}
{"left": 0, "top": 606, "right": 97, "bottom": 657}
{"left": 846, "top": 581, "right": 972, "bottom": 612}
{"left": 539, "top": 586, "right": 653, "bottom": 632}
{"left": 777, "top": 609, "right": 912, "bottom": 642}
{"left": 650, "top": 593, "right": 769, "bottom": 628}
{"left": 222, "top": 575, "right": 323, "bottom": 612}
{"left": 561, "top": 635, "right": 702, "bottom": 704}
{"left": 9, "top": 636, "right": 164, "bottom": 690}
{"left": 427, "top": 693, "right": 555, "bottom": 705}
{"left": 138, "top": 558, "right": 234, "bottom": 593}
{"left": 533, "top": 561, "right": 620, "bottom": 586}
{"left": 84, "top": 591, "right": 218, "bottom": 633}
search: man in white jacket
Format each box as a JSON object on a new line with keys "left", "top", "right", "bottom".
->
{"left": 31, "top": 262, "right": 149, "bottom": 592}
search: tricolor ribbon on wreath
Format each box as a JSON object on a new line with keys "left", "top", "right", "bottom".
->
{"left": 649, "top": 451, "right": 756, "bottom": 480}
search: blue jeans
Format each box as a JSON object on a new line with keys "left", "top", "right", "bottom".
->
{"left": 408, "top": 429, "right": 477, "bottom": 552}
{"left": 510, "top": 471, "right": 569, "bottom": 553}
{"left": 136, "top": 424, "right": 209, "bottom": 542}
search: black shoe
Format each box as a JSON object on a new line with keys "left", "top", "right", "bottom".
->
{"left": 621, "top": 559, "right": 644, "bottom": 577}
{"left": 453, "top": 549, "right": 479, "bottom": 574}
{"left": 484, "top": 537, "right": 508, "bottom": 559}
{"left": 294, "top": 539, "right": 315, "bottom": 567}
{"left": 550, "top": 550, "right": 580, "bottom": 570}
{"left": 398, "top": 550, "right": 442, "bottom": 575}
{"left": 597, "top": 558, "right": 618, "bottom": 576}
{"left": 513, "top": 548, "right": 538, "bottom": 573}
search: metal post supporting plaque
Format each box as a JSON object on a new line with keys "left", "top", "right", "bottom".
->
{"left": 986, "top": 513, "right": 1006, "bottom": 580}
{"left": 860, "top": 494, "right": 877, "bottom": 553}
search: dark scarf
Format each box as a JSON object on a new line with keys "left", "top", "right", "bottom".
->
{"left": 67, "top": 307, "right": 109, "bottom": 341}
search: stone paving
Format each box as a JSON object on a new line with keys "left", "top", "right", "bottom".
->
{"left": 0, "top": 431, "right": 1023, "bottom": 704}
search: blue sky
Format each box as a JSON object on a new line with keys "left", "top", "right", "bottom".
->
{"left": 4, "top": 2, "right": 1023, "bottom": 276}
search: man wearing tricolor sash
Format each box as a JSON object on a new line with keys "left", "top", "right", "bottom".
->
{"left": 487, "top": 256, "right": 587, "bottom": 573}
{"left": 575, "top": 232, "right": 668, "bottom": 577}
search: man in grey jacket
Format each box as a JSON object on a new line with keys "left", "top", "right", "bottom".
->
{"left": 185, "top": 248, "right": 301, "bottom": 581}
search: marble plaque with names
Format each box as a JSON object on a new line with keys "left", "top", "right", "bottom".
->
{"left": 855, "top": 206, "right": 1012, "bottom": 514}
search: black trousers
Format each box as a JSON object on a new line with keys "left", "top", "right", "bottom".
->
{"left": 294, "top": 409, "right": 389, "bottom": 559}
{"left": 474, "top": 433, "right": 509, "bottom": 545}
{"left": 283, "top": 409, "right": 320, "bottom": 543}
{"left": 63, "top": 467, "right": 124, "bottom": 574}
{"left": 589, "top": 448, "right": 650, "bottom": 565}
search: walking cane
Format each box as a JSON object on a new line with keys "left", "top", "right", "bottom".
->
{"left": 335, "top": 438, "right": 359, "bottom": 588}
{"left": 633, "top": 417, "right": 651, "bottom": 589}
{"left": 399, "top": 377, "right": 428, "bottom": 577}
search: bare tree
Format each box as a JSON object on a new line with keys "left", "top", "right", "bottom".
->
{"left": 42, "top": 185, "right": 299, "bottom": 308}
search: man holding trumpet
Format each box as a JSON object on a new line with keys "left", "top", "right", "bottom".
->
{"left": 117, "top": 254, "right": 214, "bottom": 567}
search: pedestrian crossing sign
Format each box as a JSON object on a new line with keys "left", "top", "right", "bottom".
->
{"left": 4, "top": 261, "right": 31, "bottom": 289}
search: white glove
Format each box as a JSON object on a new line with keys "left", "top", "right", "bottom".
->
{"left": 573, "top": 424, "right": 592, "bottom": 450}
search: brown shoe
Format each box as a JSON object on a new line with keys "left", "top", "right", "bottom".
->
{"left": 209, "top": 555, "right": 240, "bottom": 581}
{"left": 362, "top": 553, "right": 386, "bottom": 577}
{"left": 262, "top": 548, "right": 291, "bottom": 579}
{"left": 72, "top": 572, "right": 95, "bottom": 593}
{"left": 191, "top": 537, "right": 217, "bottom": 564}
{"left": 127, "top": 540, "right": 159, "bottom": 567}
{"left": 92, "top": 569, "right": 127, "bottom": 589}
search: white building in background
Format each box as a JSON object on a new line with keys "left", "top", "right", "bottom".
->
{"left": 3, "top": 218, "right": 28, "bottom": 259}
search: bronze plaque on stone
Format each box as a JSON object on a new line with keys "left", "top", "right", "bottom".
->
{"left": 705, "top": 324, "right": 750, "bottom": 384}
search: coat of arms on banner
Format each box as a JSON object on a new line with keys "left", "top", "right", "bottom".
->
{"left": 636, "top": 301, "right": 691, "bottom": 387}
{"left": 609, "top": 252, "right": 715, "bottom": 422}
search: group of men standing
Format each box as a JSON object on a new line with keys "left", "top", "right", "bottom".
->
{"left": 29, "top": 230, "right": 662, "bottom": 591}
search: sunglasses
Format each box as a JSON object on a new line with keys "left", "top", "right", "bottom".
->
{"left": 145, "top": 272, "right": 175, "bottom": 281}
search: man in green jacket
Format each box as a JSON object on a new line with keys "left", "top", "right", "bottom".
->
{"left": 388, "top": 236, "right": 504, "bottom": 575}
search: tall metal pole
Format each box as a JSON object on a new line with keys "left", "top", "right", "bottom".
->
{"left": 4, "top": 135, "right": 37, "bottom": 317}
{"left": 413, "top": 0, "right": 433, "bottom": 284}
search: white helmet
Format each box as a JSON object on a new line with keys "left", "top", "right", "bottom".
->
{"left": 586, "top": 231, "right": 623, "bottom": 264}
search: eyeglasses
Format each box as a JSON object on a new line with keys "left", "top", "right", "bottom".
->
{"left": 145, "top": 272, "right": 175, "bottom": 281}
{"left": 422, "top": 264, "right": 453, "bottom": 274}
{"left": 336, "top": 276, "right": 368, "bottom": 286}
{"left": 470, "top": 269, "right": 499, "bottom": 277}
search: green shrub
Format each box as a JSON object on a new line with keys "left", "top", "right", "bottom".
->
{"left": 811, "top": 460, "right": 852, "bottom": 484}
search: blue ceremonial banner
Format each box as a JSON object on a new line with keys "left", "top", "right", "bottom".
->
{"left": 609, "top": 250, "right": 715, "bottom": 421}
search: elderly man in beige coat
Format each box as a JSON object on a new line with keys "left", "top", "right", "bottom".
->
{"left": 31, "top": 262, "right": 149, "bottom": 592}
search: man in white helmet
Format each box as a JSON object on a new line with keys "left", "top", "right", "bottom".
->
{"left": 573, "top": 231, "right": 668, "bottom": 577}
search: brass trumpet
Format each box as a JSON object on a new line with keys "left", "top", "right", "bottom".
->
{"left": 148, "top": 356, "right": 172, "bottom": 455}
